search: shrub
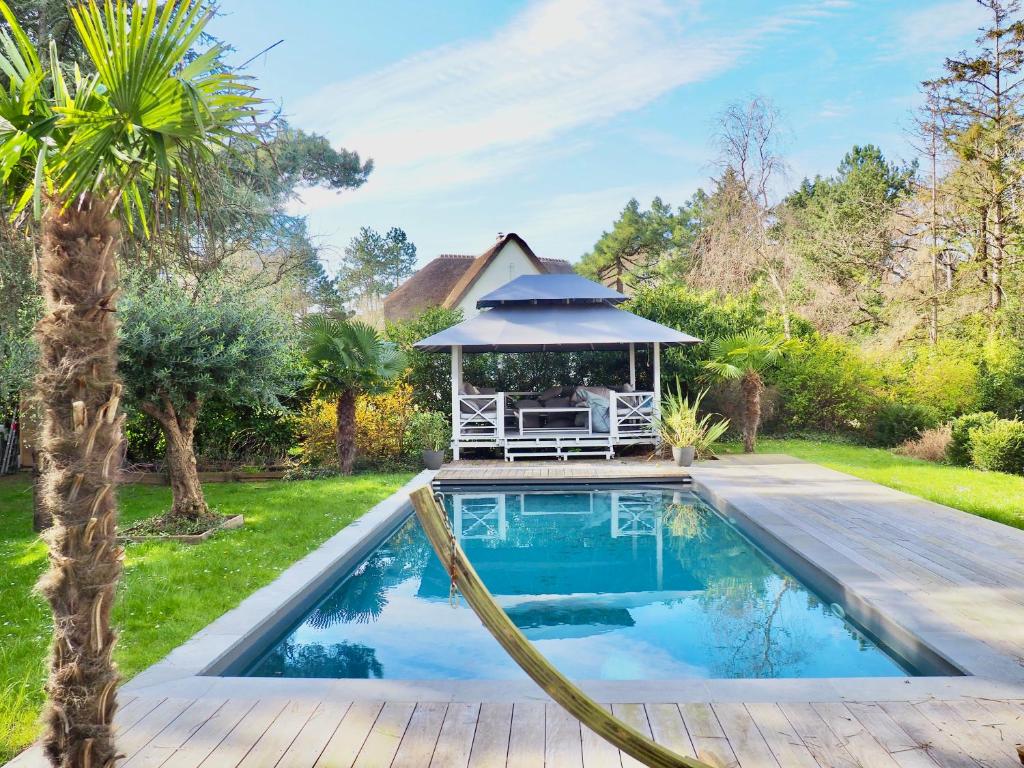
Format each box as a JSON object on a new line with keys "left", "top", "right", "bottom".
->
{"left": 894, "top": 342, "right": 980, "bottom": 418}
{"left": 872, "top": 402, "right": 942, "bottom": 447}
{"left": 296, "top": 383, "right": 415, "bottom": 468}
{"left": 979, "top": 334, "right": 1024, "bottom": 419}
{"left": 895, "top": 425, "right": 952, "bottom": 463}
{"left": 948, "top": 411, "right": 999, "bottom": 466}
{"left": 774, "top": 335, "right": 881, "bottom": 433}
{"left": 969, "top": 419, "right": 1024, "bottom": 475}
{"left": 408, "top": 411, "right": 450, "bottom": 453}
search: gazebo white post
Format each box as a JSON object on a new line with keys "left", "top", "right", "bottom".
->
{"left": 652, "top": 341, "right": 661, "bottom": 441}
{"left": 628, "top": 343, "right": 636, "bottom": 389}
{"left": 451, "top": 345, "right": 463, "bottom": 460}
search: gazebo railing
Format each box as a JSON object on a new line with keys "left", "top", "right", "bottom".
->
{"left": 609, "top": 392, "right": 656, "bottom": 438}
{"left": 458, "top": 393, "right": 506, "bottom": 440}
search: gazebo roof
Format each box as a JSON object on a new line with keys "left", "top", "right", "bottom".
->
{"left": 476, "top": 274, "right": 626, "bottom": 307}
{"left": 414, "top": 303, "right": 701, "bottom": 352}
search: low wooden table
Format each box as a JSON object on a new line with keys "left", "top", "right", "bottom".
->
{"left": 517, "top": 406, "right": 592, "bottom": 435}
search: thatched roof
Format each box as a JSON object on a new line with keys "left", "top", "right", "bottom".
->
{"left": 382, "top": 233, "right": 574, "bottom": 322}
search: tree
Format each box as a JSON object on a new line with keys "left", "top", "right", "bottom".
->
{"left": 577, "top": 197, "right": 697, "bottom": 291}
{"left": 337, "top": 226, "right": 417, "bottom": 306}
{"left": 687, "top": 97, "right": 799, "bottom": 337}
{"left": 703, "top": 330, "right": 791, "bottom": 453}
{"left": 119, "top": 276, "right": 295, "bottom": 524}
{"left": 926, "top": 0, "right": 1024, "bottom": 311}
{"left": 300, "top": 316, "right": 406, "bottom": 473}
{"left": 782, "top": 145, "right": 916, "bottom": 333}
{"left": 0, "top": 2, "right": 256, "bottom": 764}
{"left": 386, "top": 305, "right": 464, "bottom": 414}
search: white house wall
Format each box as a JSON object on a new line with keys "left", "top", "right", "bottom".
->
{"left": 455, "top": 241, "right": 545, "bottom": 318}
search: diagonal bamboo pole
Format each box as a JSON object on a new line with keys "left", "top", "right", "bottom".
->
{"left": 409, "top": 486, "right": 711, "bottom": 768}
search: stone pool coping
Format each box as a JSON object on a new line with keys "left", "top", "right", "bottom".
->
{"left": 123, "top": 461, "right": 1024, "bottom": 705}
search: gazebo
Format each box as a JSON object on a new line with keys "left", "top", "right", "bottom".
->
{"left": 414, "top": 274, "right": 700, "bottom": 460}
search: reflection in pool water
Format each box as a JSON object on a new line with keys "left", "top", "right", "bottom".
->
{"left": 244, "top": 488, "right": 916, "bottom": 680}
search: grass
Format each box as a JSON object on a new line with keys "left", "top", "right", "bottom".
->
{"left": 0, "top": 471, "right": 412, "bottom": 764}
{"left": 719, "top": 437, "right": 1024, "bottom": 530}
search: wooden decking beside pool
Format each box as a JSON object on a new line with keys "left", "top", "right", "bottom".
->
{"left": 9, "top": 455, "right": 1024, "bottom": 768}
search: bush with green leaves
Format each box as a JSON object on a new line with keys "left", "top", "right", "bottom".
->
{"left": 773, "top": 334, "right": 881, "bottom": 433}
{"left": 969, "top": 419, "right": 1024, "bottom": 475}
{"left": 872, "top": 402, "right": 942, "bottom": 447}
{"left": 948, "top": 411, "right": 999, "bottom": 466}
{"left": 896, "top": 341, "right": 981, "bottom": 419}
{"left": 978, "top": 334, "right": 1024, "bottom": 419}
{"left": 408, "top": 411, "right": 450, "bottom": 453}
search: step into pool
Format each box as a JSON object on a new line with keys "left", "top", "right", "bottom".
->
{"left": 236, "top": 485, "right": 942, "bottom": 680}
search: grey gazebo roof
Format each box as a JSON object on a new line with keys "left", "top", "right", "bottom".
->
{"left": 476, "top": 274, "right": 626, "bottom": 307}
{"left": 414, "top": 304, "right": 701, "bottom": 352}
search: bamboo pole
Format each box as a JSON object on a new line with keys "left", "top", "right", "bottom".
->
{"left": 409, "top": 486, "right": 710, "bottom": 768}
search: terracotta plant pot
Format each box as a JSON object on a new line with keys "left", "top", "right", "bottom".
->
{"left": 423, "top": 449, "right": 445, "bottom": 470}
{"left": 671, "top": 445, "right": 696, "bottom": 467}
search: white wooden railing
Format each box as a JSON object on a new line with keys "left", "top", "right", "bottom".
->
{"left": 609, "top": 391, "right": 656, "bottom": 439}
{"left": 457, "top": 392, "right": 505, "bottom": 440}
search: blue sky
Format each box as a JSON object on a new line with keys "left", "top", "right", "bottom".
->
{"left": 209, "top": 0, "right": 987, "bottom": 271}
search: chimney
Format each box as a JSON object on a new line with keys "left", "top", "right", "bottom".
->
{"left": 496, "top": 232, "right": 505, "bottom": 240}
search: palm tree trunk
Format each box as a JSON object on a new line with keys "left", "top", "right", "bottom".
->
{"left": 335, "top": 390, "right": 357, "bottom": 474}
{"left": 141, "top": 397, "right": 211, "bottom": 521}
{"left": 35, "top": 196, "right": 124, "bottom": 768}
{"left": 741, "top": 371, "right": 763, "bottom": 453}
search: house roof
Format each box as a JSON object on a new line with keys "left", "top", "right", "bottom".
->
{"left": 477, "top": 274, "right": 626, "bottom": 308}
{"left": 414, "top": 303, "right": 701, "bottom": 352}
{"left": 381, "top": 233, "right": 573, "bottom": 322}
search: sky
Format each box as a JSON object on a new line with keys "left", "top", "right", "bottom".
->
{"left": 209, "top": 0, "right": 989, "bottom": 272}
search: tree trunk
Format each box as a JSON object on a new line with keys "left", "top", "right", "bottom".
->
{"left": 142, "top": 398, "right": 210, "bottom": 521}
{"left": 335, "top": 390, "right": 357, "bottom": 474}
{"left": 741, "top": 371, "right": 763, "bottom": 454}
{"left": 35, "top": 196, "right": 124, "bottom": 768}
{"left": 32, "top": 449, "right": 52, "bottom": 532}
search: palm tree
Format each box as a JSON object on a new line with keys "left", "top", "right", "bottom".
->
{"left": 0, "top": 2, "right": 256, "bottom": 765}
{"left": 703, "top": 330, "right": 790, "bottom": 453}
{"left": 300, "top": 316, "right": 407, "bottom": 474}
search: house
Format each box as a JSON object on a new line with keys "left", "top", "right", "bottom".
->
{"left": 381, "top": 233, "right": 573, "bottom": 323}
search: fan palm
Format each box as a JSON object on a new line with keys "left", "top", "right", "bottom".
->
{"left": 703, "top": 330, "right": 791, "bottom": 453}
{"left": 300, "top": 316, "right": 407, "bottom": 474}
{"left": 0, "top": 2, "right": 256, "bottom": 765}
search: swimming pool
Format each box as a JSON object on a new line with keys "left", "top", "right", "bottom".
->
{"left": 238, "top": 485, "right": 931, "bottom": 680}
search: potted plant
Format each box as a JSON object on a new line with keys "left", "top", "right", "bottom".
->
{"left": 658, "top": 381, "right": 730, "bottom": 466}
{"left": 410, "top": 411, "right": 450, "bottom": 470}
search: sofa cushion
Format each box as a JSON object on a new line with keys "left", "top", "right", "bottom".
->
{"left": 544, "top": 397, "right": 572, "bottom": 409}
{"left": 538, "top": 386, "right": 563, "bottom": 402}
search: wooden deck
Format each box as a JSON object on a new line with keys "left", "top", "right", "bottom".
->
{"left": 435, "top": 456, "right": 691, "bottom": 483}
{"left": 10, "top": 695, "right": 1024, "bottom": 767}
{"left": 10, "top": 455, "right": 1024, "bottom": 767}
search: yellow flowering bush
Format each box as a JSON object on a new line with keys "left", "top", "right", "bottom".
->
{"left": 296, "top": 382, "right": 416, "bottom": 467}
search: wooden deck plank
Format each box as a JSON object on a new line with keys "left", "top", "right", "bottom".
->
{"left": 911, "top": 700, "right": 1019, "bottom": 768}
{"left": 711, "top": 703, "right": 781, "bottom": 768}
{"left": 114, "top": 696, "right": 165, "bottom": 736}
{"left": 429, "top": 703, "right": 480, "bottom": 768}
{"left": 778, "top": 703, "right": 860, "bottom": 768}
{"left": 878, "top": 702, "right": 980, "bottom": 768}
{"left": 544, "top": 704, "right": 583, "bottom": 768}
{"left": 197, "top": 698, "right": 289, "bottom": 768}
{"left": 612, "top": 704, "right": 651, "bottom": 768}
{"left": 314, "top": 701, "right": 383, "bottom": 768}
{"left": 391, "top": 702, "right": 447, "bottom": 768}
{"left": 468, "top": 703, "right": 513, "bottom": 768}
{"left": 277, "top": 701, "right": 351, "bottom": 768}
{"left": 645, "top": 704, "right": 698, "bottom": 760}
{"left": 352, "top": 702, "right": 415, "bottom": 768}
{"left": 843, "top": 703, "right": 942, "bottom": 768}
{"left": 811, "top": 702, "right": 903, "bottom": 768}
{"left": 744, "top": 703, "right": 821, "bottom": 768}
{"left": 678, "top": 703, "right": 738, "bottom": 768}
{"left": 236, "top": 700, "right": 319, "bottom": 768}
{"left": 161, "top": 698, "right": 256, "bottom": 768}
{"left": 505, "top": 702, "right": 545, "bottom": 768}
{"left": 115, "top": 698, "right": 197, "bottom": 763}
{"left": 120, "top": 698, "right": 226, "bottom": 768}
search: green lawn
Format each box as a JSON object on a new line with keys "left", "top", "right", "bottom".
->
{"left": 720, "top": 438, "right": 1024, "bottom": 530}
{"left": 0, "top": 472, "right": 412, "bottom": 764}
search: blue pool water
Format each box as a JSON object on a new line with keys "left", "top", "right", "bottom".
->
{"left": 243, "top": 487, "right": 921, "bottom": 680}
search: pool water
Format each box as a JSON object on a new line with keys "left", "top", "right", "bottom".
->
{"left": 243, "top": 487, "right": 919, "bottom": 680}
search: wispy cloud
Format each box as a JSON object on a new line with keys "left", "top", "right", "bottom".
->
{"left": 292, "top": 0, "right": 847, "bottom": 206}
{"left": 894, "top": 1, "right": 987, "bottom": 56}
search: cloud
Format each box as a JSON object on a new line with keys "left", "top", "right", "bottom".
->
{"left": 292, "top": 0, "right": 846, "bottom": 206}
{"left": 896, "top": 1, "right": 987, "bottom": 54}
